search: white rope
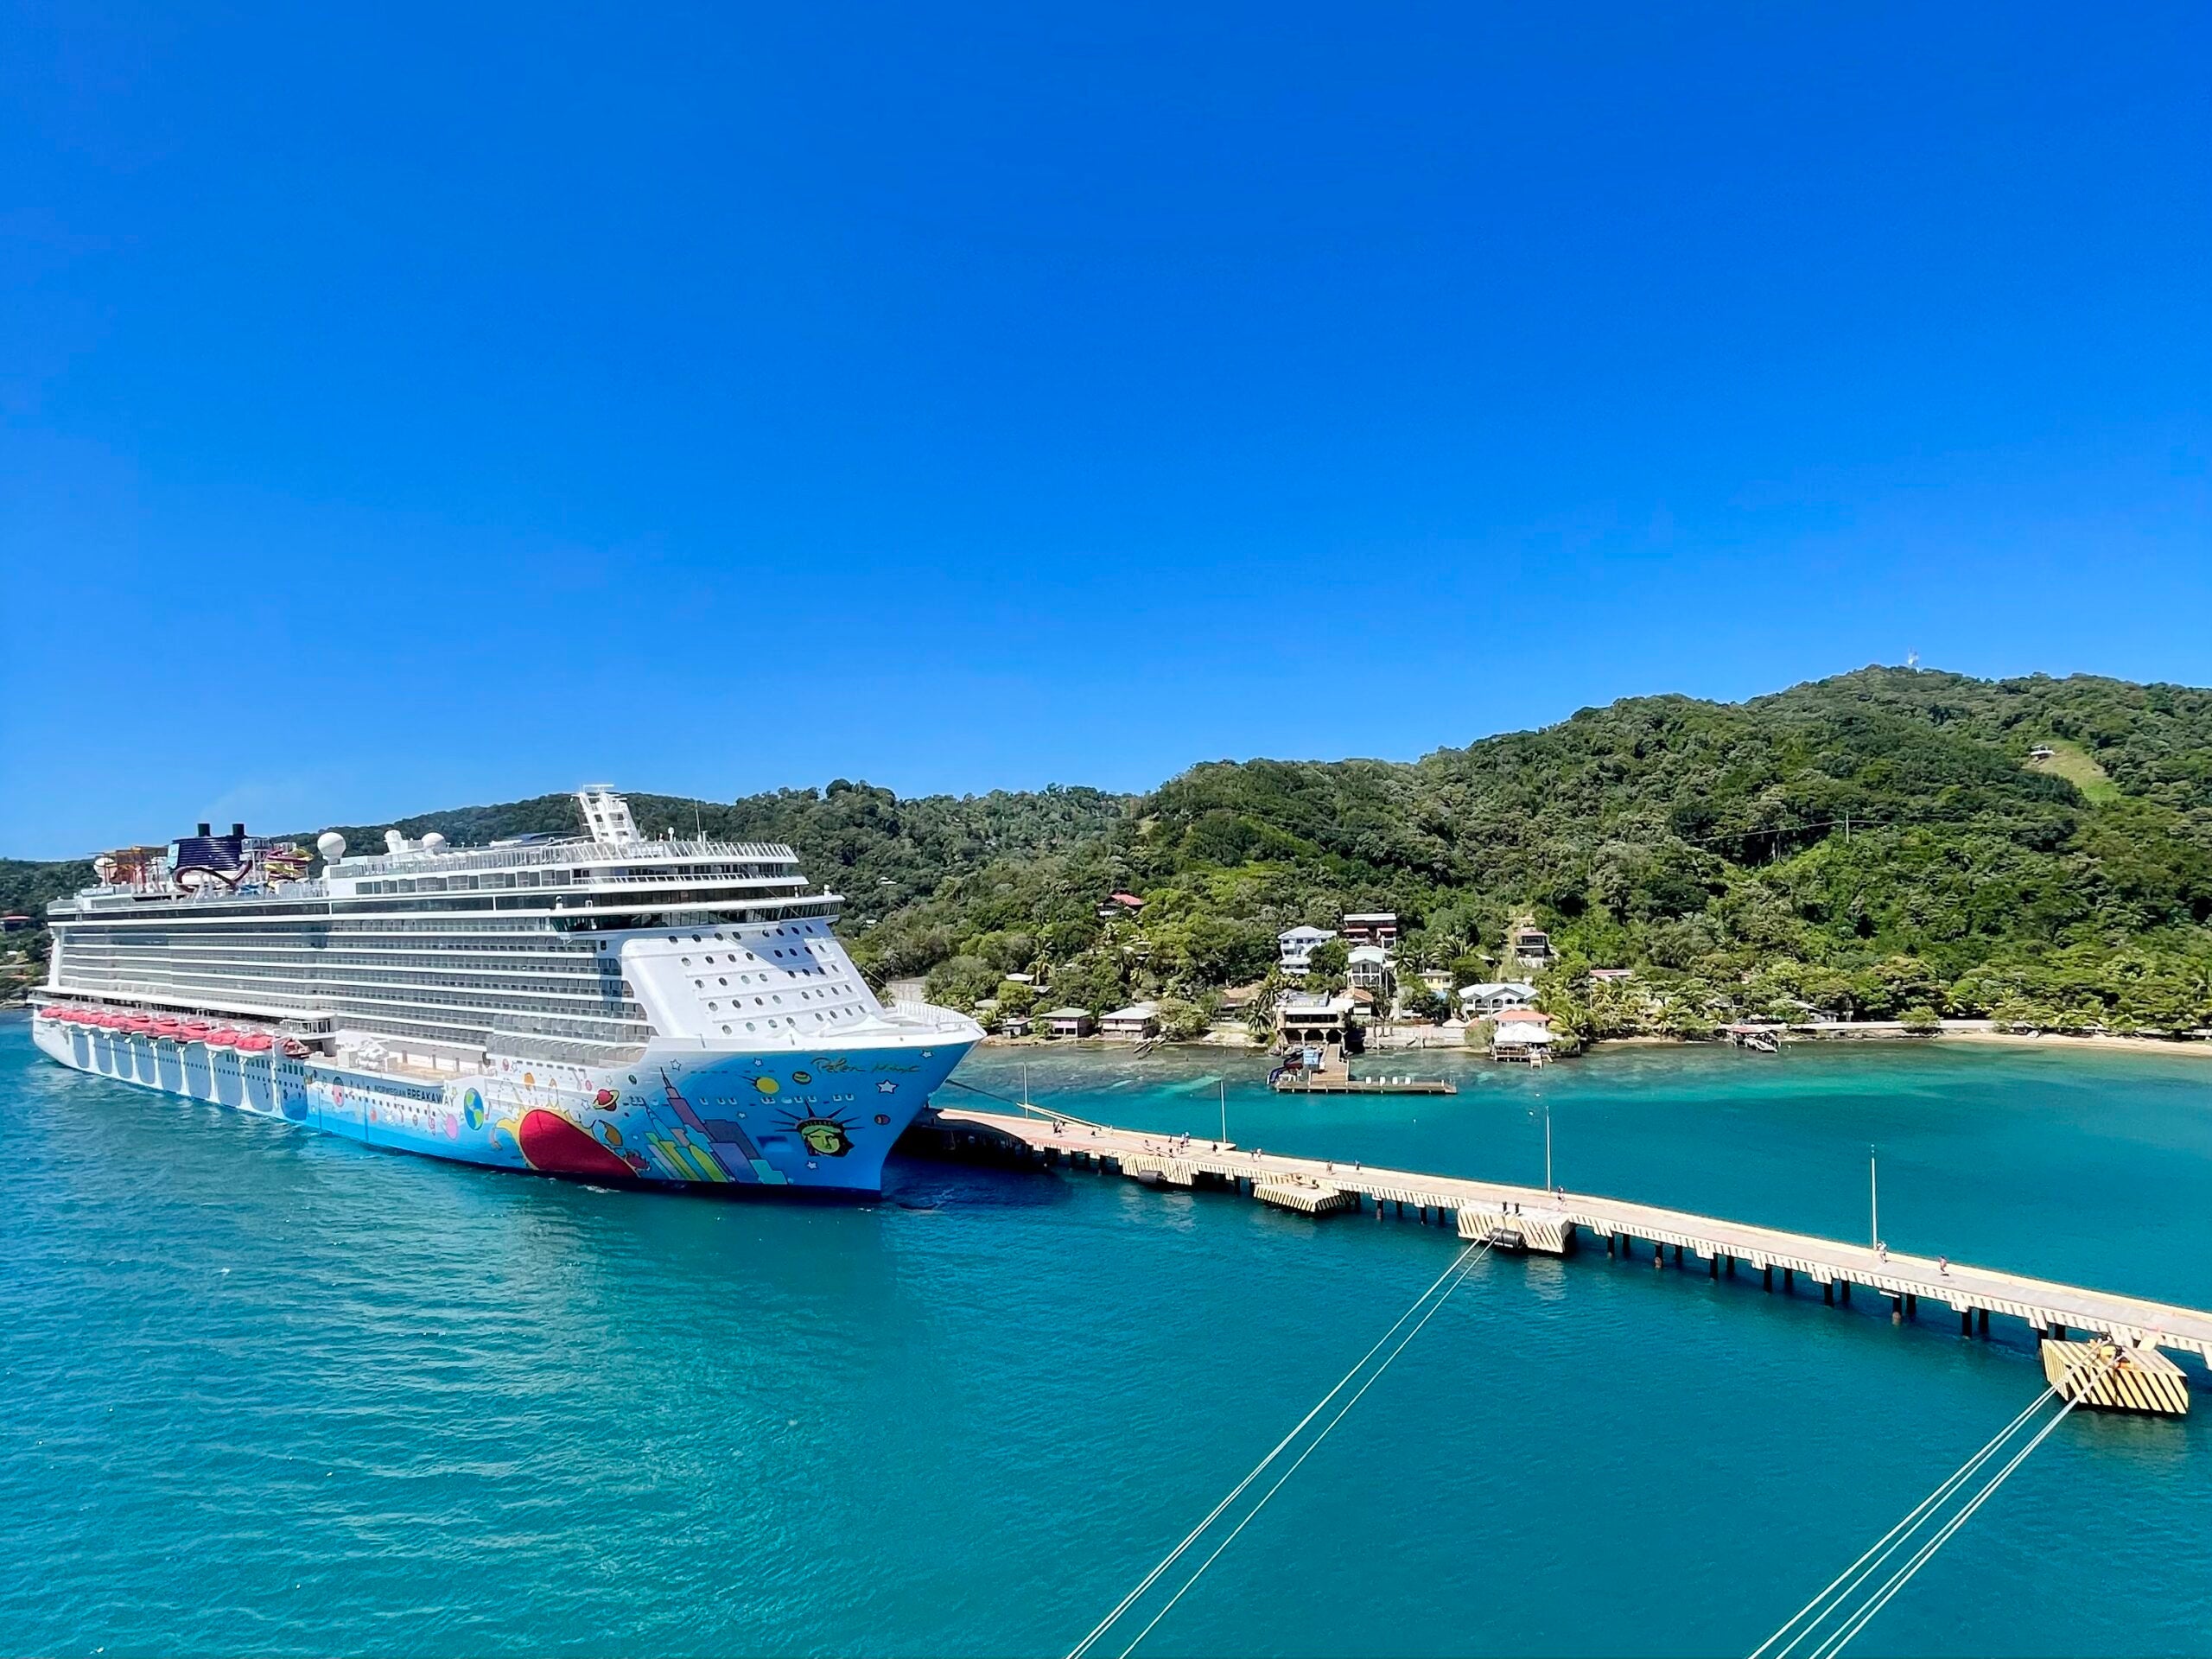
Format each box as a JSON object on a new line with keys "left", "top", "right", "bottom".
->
{"left": 1111, "top": 1239, "right": 1492, "bottom": 1657}
{"left": 1756, "top": 1350, "right": 2114, "bottom": 1659}
{"left": 1066, "top": 1237, "right": 1491, "bottom": 1659}
{"left": 1750, "top": 1388, "right": 2061, "bottom": 1659}
{"left": 1808, "top": 1391, "right": 2088, "bottom": 1659}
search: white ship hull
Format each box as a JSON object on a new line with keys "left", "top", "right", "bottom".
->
{"left": 33, "top": 1010, "right": 970, "bottom": 1194}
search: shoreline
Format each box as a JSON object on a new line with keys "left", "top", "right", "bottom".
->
{"left": 975, "top": 1022, "right": 2212, "bottom": 1062}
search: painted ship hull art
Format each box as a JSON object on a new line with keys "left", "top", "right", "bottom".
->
{"left": 30, "top": 1015, "right": 969, "bottom": 1195}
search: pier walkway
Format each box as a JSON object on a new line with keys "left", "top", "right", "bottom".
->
{"left": 923, "top": 1107, "right": 2212, "bottom": 1366}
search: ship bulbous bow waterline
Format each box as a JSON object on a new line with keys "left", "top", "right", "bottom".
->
{"left": 29, "top": 787, "right": 982, "bottom": 1197}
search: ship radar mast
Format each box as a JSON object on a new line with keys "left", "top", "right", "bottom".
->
{"left": 576, "top": 785, "right": 641, "bottom": 847}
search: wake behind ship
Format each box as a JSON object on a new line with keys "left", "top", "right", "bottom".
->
{"left": 30, "top": 788, "right": 981, "bottom": 1193}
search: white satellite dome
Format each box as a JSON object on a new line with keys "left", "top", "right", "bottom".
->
{"left": 420, "top": 831, "right": 448, "bottom": 855}
{"left": 316, "top": 831, "right": 346, "bottom": 861}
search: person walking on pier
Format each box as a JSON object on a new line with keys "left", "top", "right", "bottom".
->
{"left": 1938, "top": 1255, "right": 1949, "bottom": 1276}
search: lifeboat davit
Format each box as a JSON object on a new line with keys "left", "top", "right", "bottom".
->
{"left": 278, "top": 1036, "right": 309, "bottom": 1058}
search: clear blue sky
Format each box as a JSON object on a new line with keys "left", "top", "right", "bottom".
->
{"left": 4, "top": 3, "right": 2208, "bottom": 857}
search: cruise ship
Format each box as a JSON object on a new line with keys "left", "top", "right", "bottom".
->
{"left": 30, "top": 788, "right": 981, "bottom": 1194}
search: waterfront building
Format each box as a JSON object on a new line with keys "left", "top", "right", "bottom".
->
{"left": 1490, "top": 1006, "right": 1556, "bottom": 1062}
{"left": 1041, "top": 1006, "right": 1095, "bottom": 1038}
{"left": 1100, "top": 1001, "right": 1160, "bottom": 1040}
{"left": 1275, "top": 991, "right": 1358, "bottom": 1052}
{"left": 1459, "top": 980, "right": 1537, "bottom": 1017}
{"left": 1278, "top": 925, "right": 1338, "bottom": 976}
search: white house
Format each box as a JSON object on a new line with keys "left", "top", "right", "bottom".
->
{"left": 1100, "top": 1001, "right": 1160, "bottom": 1040}
{"left": 1459, "top": 981, "right": 1537, "bottom": 1018}
{"left": 1278, "top": 925, "right": 1338, "bottom": 977}
{"left": 1347, "top": 944, "right": 1394, "bottom": 999}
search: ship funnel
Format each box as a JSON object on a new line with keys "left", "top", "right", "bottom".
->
{"left": 197, "top": 823, "right": 212, "bottom": 837}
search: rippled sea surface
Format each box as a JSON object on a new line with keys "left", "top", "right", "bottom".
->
{"left": 6, "top": 1014, "right": 2212, "bottom": 1656}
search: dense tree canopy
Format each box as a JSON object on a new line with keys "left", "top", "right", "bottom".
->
{"left": 9, "top": 668, "right": 2211, "bottom": 1033}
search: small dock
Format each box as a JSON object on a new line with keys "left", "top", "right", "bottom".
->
{"left": 1271, "top": 1069, "right": 1456, "bottom": 1095}
{"left": 913, "top": 1107, "right": 2212, "bottom": 1386}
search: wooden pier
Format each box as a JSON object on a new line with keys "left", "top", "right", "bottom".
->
{"left": 915, "top": 1107, "right": 2212, "bottom": 1376}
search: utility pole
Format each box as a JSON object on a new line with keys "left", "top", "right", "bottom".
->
{"left": 1870, "top": 1146, "right": 1879, "bottom": 1249}
{"left": 1218, "top": 1079, "right": 1228, "bottom": 1146}
{"left": 1546, "top": 1109, "right": 1554, "bottom": 1192}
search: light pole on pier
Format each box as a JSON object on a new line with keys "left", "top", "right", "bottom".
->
{"left": 1870, "top": 1146, "right": 1879, "bottom": 1249}
{"left": 1218, "top": 1079, "right": 1228, "bottom": 1146}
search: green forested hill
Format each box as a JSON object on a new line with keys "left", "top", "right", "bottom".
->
{"left": 10, "top": 668, "right": 2212, "bottom": 1032}
{"left": 863, "top": 667, "right": 2212, "bottom": 1033}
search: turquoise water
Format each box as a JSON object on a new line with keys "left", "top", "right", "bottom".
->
{"left": 5, "top": 1014, "right": 2211, "bottom": 1656}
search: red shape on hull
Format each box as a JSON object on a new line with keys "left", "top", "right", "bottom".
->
{"left": 517, "top": 1109, "right": 633, "bottom": 1179}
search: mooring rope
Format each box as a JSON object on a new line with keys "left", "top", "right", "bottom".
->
{"left": 1750, "top": 1388, "right": 2061, "bottom": 1659}
{"left": 1067, "top": 1236, "right": 1494, "bottom": 1659}
{"left": 1805, "top": 1387, "right": 2093, "bottom": 1659}
{"left": 936, "top": 1075, "right": 1114, "bottom": 1133}
{"left": 1754, "top": 1350, "right": 2115, "bottom": 1659}
{"left": 1110, "top": 1238, "right": 1496, "bottom": 1658}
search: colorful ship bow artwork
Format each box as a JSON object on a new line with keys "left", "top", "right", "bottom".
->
{"left": 645, "top": 1070, "right": 790, "bottom": 1185}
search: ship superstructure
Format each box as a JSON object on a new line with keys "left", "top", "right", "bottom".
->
{"left": 30, "top": 788, "right": 979, "bottom": 1192}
